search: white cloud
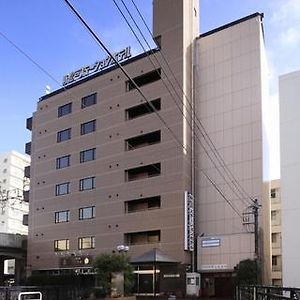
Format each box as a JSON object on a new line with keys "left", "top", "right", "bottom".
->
{"left": 271, "top": 0, "right": 300, "bottom": 25}
{"left": 270, "top": 0, "right": 300, "bottom": 49}
{"left": 280, "top": 27, "right": 300, "bottom": 47}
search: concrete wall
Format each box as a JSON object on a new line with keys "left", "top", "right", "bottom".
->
{"left": 195, "top": 15, "right": 271, "bottom": 283}
{"left": 280, "top": 70, "right": 300, "bottom": 287}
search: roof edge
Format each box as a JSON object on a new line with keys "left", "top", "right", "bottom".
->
{"left": 199, "top": 12, "right": 264, "bottom": 39}
{"left": 39, "top": 48, "right": 160, "bottom": 102}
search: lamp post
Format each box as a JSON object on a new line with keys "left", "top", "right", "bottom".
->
{"left": 115, "top": 245, "right": 129, "bottom": 297}
{"left": 116, "top": 245, "right": 129, "bottom": 254}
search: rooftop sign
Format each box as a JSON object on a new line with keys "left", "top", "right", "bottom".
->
{"left": 63, "top": 46, "right": 132, "bottom": 86}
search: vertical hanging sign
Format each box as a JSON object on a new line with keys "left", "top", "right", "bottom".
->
{"left": 184, "top": 191, "right": 194, "bottom": 251}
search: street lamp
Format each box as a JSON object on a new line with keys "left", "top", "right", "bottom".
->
{"left": 116, "top": 245, "right": 129, "bottom": 253}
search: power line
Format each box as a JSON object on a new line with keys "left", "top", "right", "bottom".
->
{"left": 62, "top": 0, "right": 244, "bottom": 221}
{"left": 129, "top": 0, "right": 254, "bottom": 206}
{"left": 0, "top": 31, "right": 61, "bottom": 88}
{"left": 63, "top": 0, "right": 187, "bottom": 155}
{"left": 112, "top": 0, "right": 252, "bottom": 209}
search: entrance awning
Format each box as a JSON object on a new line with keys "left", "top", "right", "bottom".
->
{"left": 130, "top": 248, "right": 178, "bottom": 264}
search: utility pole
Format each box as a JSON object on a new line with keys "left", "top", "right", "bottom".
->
{"left": 242, "top": 198, "right": 261, "bottom": 283}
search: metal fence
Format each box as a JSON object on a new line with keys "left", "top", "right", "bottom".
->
{"left": 0, "top": 286, "right": 87, "bottom": 300}
{"left": 236, "top": 285, "right": 300, "bottom": 300}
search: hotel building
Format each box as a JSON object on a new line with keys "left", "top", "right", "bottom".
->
{"left": 26, "top": 0, "right": 271, "bottom": 296}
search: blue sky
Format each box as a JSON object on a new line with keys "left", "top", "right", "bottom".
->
{"left": 0, "top": 0, "right": 299, "bottom": 179}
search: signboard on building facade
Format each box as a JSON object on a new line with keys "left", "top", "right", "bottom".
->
{"left": 200, "top": 264, "right": 228, "bottom": 271}
{"left": 63, "top": 47, "right": 132, "bottom": 86}
{"left": 201, "top": 238, "right": 221, "bottom": 248}
{"left": 184, "top": 191, "right": 195, "bottom": 251}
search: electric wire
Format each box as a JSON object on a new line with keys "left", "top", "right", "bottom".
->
{"left": 2, "top": 1, "right": 245, "bottom": 222}
{"left": 112, "top": 0, "right": 252, "bottom": 208}
{"left": 63, "top": 0, "right": 188, "bottom": 155}
{"left": 129, "top": 0, "right": 254, "bottom": 206}
{"left": 0, "top": 31, "right": 62, "bottom": 88}
{"left": 62, "top": 0, "right": 244, "bottom": 221}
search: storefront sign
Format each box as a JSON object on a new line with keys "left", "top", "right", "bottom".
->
{"left": 59, "top": 255, "right": 93, "bottom": 268}
{"left": 184, "top": 191, "right": 195, "bottom": 251}
{"left": 63, "top": 46, "right": 132, "bottom": 86}
{"left": 163, "top": 274, "right": 180, "bottom": 278}
{"left": 201, "top": 238, "right": 221, "bottom": 248}
{"left": 200, "top": 264, "right": 228, "bottom": 270}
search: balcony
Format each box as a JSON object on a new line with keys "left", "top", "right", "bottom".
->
{"left": 22, "top": 214, "right": 28, "bottom": 226}
{"left": 126, "top": 131, "right": 161, "bottom": 151}
{"left": 23, "top": 190, "right": 29, "bottom": 202}
{"left": 125, "top": 230, "right": 161, "bottom": 245}
{"left": 125, "top": 163, "right": 161, "bottom": 182}
{"left": 25, "top": 142, "right": 31, "bottom": 155}
{"left": 24, "top": 166, "right": 30, "bottom": 178}
{"left": 125, "top": 196, "right": 161, "bottom": 213}
{"left": 26, "top": 117, "right": 32, "bottom": 131}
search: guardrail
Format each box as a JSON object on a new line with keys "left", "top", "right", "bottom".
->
{"left": 236, "top": 285, "right": 300, "bottom": 299}
{"left": 18, "top": 291, "right": 42, "bottom": 300}
{"left": 0, "top": 286, "right": 85, "bottom": 300}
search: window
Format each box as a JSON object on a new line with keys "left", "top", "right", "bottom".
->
{"left": 80, "top": 148, "right": 96, "bottom": 163}
{"left": 126, "top": 69, "right": 161, "bottom": 91}
{"left": 56, "top": 182, "right": 70, "bottom": 196}
{"left": 55, "top": 210, "right": 70, "bottom": 223}
{"left": 125, "top": 196, "right": 161, "bottom": 213}
{"left": 271, "top": 233, "right": 277, "bottom": 243}
{"left": 271, "top": 188, "right": 277, "bottom": 199}
{"left": 125, "top": 163, "right": 161, "bottom": 181}
{"left": 56, "top": 155, "right": 70, "bottom": 169}
{"left": 3, "top": 158, "right": 7, "bottom": 163}
{"left": 81, "top": 120, "right": 96, "bottom": 135}
{"left": 58, "top": 102, "right": 72, "bottom": 117}
{"left": 57, "top": 128, "right": 71, "bottom": 142}
{"left": 54, "top": 239, "right": 69, "bottom": 251}
{"left": 79, "top": 177, "right": 95, "bottom": 191}
{"left": 271, "top": 211, "right": 277, "bottom": 221}
{"left": 25, "top": 142, "right": 31, "bottom": 155}
{"left": 79, "top": 206, "right": 95, "bottom": 220}
{"left": 125, "top": 230, "right": 160, "bottom": 245}
{"left": 272, "top": 255, "right": 278, "bottom": 266}
{"left": 78, "top": 236, "right": 95, "bottom": 249}
{"left": 126, "top": 98, "right": 161, "bottom": 120}
{"left": 126, "top": 131, "right": 161, "bottom": 151}
{"left": 81, "top": 93, "right": 97, "bottom": 108}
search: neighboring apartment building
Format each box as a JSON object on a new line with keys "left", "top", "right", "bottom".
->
{"left": 26, "top": 0, "right": 271, "bottom": 296}
{"left": 0, "top": 151, "right": 30, "bottom": 276}
{"left": 270, "top": 179, "right": 282, "bottom": 286}
{"left": 280, "top": 70, "right": 300, "bottom": 288}
{"left": 0, "top": 151, "right": 29, "bottom": 235}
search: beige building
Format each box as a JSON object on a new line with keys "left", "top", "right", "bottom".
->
{"left": 270, "top": 179, "right": 282, "bottom": 286}
{"left": 26, "top": 0, "right": 271, "bottom": 296}
{"left": 195, "top": 13, "right": 271, "bottom": 295}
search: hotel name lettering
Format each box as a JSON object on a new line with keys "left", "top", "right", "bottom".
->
{"left": 63, "top": 47, "right": 132, "bottom": 86}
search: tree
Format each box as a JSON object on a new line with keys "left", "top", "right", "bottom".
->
{"left": 93, "top": 253, "right": 134, "bottom": 296}
{"left": 234, "top": 259, "right": 260, "bottom": 286}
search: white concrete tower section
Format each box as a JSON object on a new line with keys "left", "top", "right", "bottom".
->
{"left": 280, "top": 70, "right": 300, "bottom": 288}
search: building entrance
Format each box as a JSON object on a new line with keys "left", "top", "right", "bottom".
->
{"left": 134, "top": 266, "right": 160, "bottom": 295}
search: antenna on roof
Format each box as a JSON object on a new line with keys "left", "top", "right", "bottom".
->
{"left": 45, "top": 85, "right": 51, "bottom": 95}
